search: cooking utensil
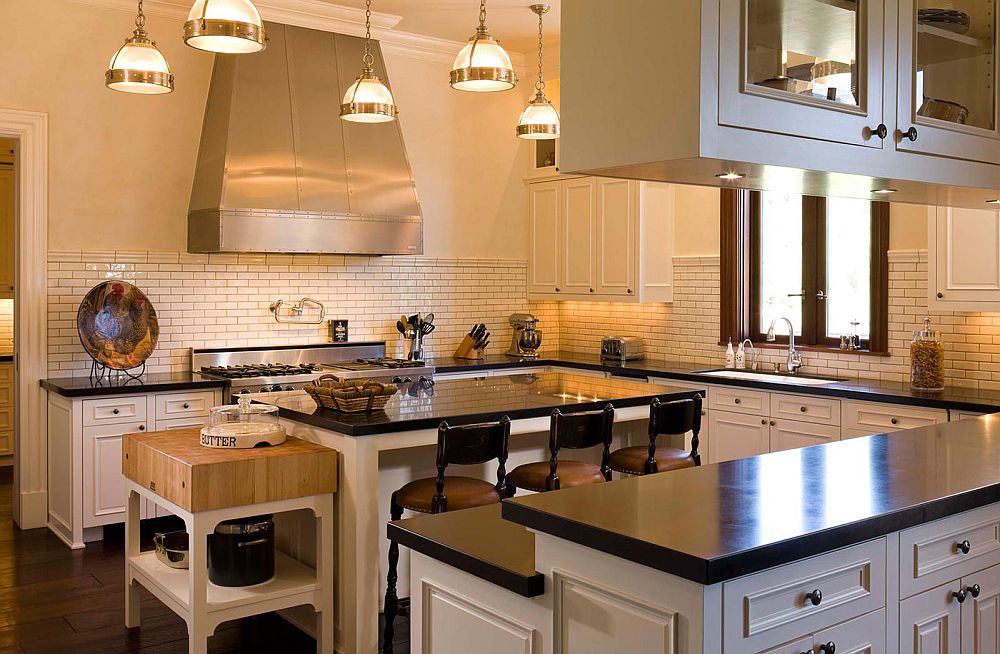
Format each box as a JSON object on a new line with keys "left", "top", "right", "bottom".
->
{"left": 154, "top": 531, "right": 189, "bottom": 569}
{"left": 208, "top": 515, "right": 275, "bottom": 587}
{"left": 396, "top": 320, "right": 406, "bottom": 334}
{"left": 421, "top": 323, "right": 435, "bottom": 336}
{"left": 423, "top": 312, "right": 434, "bottom": 325}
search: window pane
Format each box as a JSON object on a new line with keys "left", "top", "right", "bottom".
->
{"left": 759, "top": 191, "right": 802, "bottom": 335}
{"left": 826, "top": 197, "right": 871, "bottom": 339}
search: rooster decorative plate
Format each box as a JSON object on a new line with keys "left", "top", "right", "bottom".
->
{"left": 77, "top": 281, "right": 159, "bottom": 370}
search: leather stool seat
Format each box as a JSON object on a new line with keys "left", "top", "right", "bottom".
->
{"left": 394, "top": 476, "right": 501, "bottom": 513}
{"left": 507, "top": 460, "right": 606, "bottom": 492}
{"left": 609, "top": 445, "right": 696, "bottom": 475}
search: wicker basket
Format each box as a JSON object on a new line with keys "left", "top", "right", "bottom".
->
{"left": 303, "top": 375, "right": 397, "bottom": 413}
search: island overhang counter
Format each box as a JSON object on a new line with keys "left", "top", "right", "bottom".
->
{"left": 395, "top": 415, "right": 1000, "bottom": 653}
{"left": 264, "top": 370, "right": 701, "bottom": 654}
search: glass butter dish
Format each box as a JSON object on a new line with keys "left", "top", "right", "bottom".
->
{"left": 200, "top": 397, "right": 287, "bottom": 449}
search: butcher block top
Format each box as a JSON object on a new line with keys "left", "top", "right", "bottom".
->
{"left": 122, "top": 428, "right": 338, "bottom": 513}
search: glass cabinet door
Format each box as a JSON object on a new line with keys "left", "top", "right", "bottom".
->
{"left": 897, "top": 0, "right": 999, "bottom": 164}
{"left": 719, "top": 0, "right": 885, "bottom": 148}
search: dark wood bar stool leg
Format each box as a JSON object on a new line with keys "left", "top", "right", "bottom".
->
{"left": 382, "top": 495, "right": 404, "bottom": 654}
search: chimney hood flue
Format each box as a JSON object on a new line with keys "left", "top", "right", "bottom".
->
{"left": 188, "top": 22, "right": 423, "bottom": 255}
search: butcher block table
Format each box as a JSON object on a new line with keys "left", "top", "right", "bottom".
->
{"left": 122, "top": 428, "right": 338, "bottom": 654}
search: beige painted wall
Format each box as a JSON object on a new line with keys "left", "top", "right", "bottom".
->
{"left": 0, "top": 0, "right": 528, "bottom": 258}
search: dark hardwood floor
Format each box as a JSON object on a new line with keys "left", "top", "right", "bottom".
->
{"left": 0, "top": 468, "right": 408, "bottom": 652}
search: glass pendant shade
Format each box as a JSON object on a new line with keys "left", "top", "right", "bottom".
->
{"left": 184, "top": 0, "right": 266, "bottom": 54}
{"left": 340, "top": 70, "right": 397, "bottom": 123}
{"left": 517, "top": 93, "right": 560, "bottom": 139}
{"left": 106, "top": 13, "right": 174, "bottom": 95}
{"left": 450, "top": 29, "right": 517, "bottom": 92}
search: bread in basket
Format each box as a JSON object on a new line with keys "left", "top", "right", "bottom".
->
{"left": 303, "top": 374, "right": 398, "bottom": 413}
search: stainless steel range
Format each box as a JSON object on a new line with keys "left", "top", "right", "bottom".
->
{"left": 192, "top": 343, "right": 435, "bottom": 398}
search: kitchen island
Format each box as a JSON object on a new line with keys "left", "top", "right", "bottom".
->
{"left": 394, "top": 415, "right": 1000, "bottom": 653}
{"left": 268, "top": 370, "right": 700, "bottom": 654}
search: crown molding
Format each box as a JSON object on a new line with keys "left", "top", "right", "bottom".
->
{"left": 64, "top": 0, "right": 528, "bottom": 65}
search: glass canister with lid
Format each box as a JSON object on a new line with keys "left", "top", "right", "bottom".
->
{"left": 200, "top": 396, "right": 287, "bottom": 448}
{"left": 910, "top": 317, "right": 945, "bottom": 391}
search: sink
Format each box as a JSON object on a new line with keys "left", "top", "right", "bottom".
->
{"left": 695, "top": 369, "right": 841, "bottom": 386}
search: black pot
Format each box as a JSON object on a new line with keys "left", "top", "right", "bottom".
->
{"left": 208, "top": 514, "right": 275, "bottom": 587}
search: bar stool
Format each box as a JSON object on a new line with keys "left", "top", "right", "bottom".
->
{"left": 506, "top": 404, "right": 615, "bottom": 494}
{"left": 609, "top": 396, "right": 702, "bottom": 475}
{"left": 382, "top": 416, "right": 511, "bottom": 653}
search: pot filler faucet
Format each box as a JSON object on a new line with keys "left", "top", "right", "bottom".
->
{"left": 766, "top": 317, "right": 803, "bottom": 374}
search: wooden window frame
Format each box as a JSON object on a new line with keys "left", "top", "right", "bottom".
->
{"left": 721, "top": 189, "right": 889, "bottom": 354}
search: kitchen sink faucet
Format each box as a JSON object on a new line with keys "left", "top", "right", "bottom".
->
{"left": 766, "top": 317, "right": 803, "bottom": 374}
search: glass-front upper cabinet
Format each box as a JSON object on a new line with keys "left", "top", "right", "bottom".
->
{"left": 896, "top": 0, "right": 1000, "bottom": 164}
{"left": 719, "top": 0, "right": 886, "bottom": 148}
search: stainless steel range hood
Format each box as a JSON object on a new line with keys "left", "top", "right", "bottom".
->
{"left": 188, "top": 23, "right": 422, "bottom": 255}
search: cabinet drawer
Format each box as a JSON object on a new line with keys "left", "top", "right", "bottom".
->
{"left": 154, "top": 391, "right": 215, "bottom": 421}
{"left": 771, "top": 393, "right": 841, "bottom": 426}
{"left": 0, "top": 364, "right": 12, "bottom": 384}
{"left": 83, "top": 395, "right": 146, "bottom": 426}
{"left": 723, "top": 538, "right": 886, "bottom": 653}
{"left": 899, "top": 503, "right": 1000, "bottom": 599}
{"left": 0, "top": 430, "right": 11, "bottom": 456}
{"left": 0, "top": 384, "right": 11, "bottom": 407}
{"left": 842, "top": 401, "right": 947, "bottom": 434}
{"left": 709, "top": 386, "right": 769, "bottom": 415}
{"left": 0, "top": 406, "right": 11, "bottom": 431}
{"left": 769, "top": 419, "right": 841, "bottom": 453}
{"left": 155, "top": 416, "right": 210, "bottom": 431}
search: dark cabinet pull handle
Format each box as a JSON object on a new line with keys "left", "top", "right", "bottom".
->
{"left": 770, "top": 420, "right": 776, "bottom": 426}
{"left": 761, "top": 419, "right": 767, "bottom": 425}
{"left": 953, "top": 589, "right": 967, "bottom": 603}
{"left": 968, "top": 584, "right": 982, "bottom": 598}
{"left": 183, "top": 403, "right": 190, "bottom": 409}
{"left": 957, "top": 539, "right": 972, "bottom": 554}
{"left": 734, "top": 398, "right": 741, "bottom": 404}
{"left": 900, "top": 126, "right": 919, "bottom": 141}
{"left": 868, "top": 124, "right": 888, "bottom": 139}
{"left": 627, "top": 288, "right": 633, "bottom": 294}
{"left": 890, "top": 418, "right": 898, "bottom": 425}
{"left": 937, "top": 292, "right": 944, "bottom": 299}
{"left": 555, "top": 287, "right": 560, "bottom": 292}
{"left": 112, "top": 408, "right": 120, "bottom": 415}
{"left": 805, "top": 589, "right": 823, "bottom": 606}
{"left": 138, "top": 425, "right": 145, "bottom": 431}
{"left": 589, "top": 288, "right": 594, "bottom": 293}
{"left": 800, "top": 406, "right": 807, "bottom": 413}
{"left": 818, "top": 643, "right": 836, "bottom": 654}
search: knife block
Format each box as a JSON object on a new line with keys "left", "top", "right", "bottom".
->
{"left": 453, "top": 335, "right": 485, "bottom": 360}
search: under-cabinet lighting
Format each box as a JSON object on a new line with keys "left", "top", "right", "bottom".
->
{"left": 716, "top": 172, "right": 744, "bottom": 181}
{"left": 873, "top": 188, "right": 897, "bottom": 194}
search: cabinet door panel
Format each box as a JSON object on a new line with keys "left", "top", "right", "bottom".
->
{"left": 962, "top": 563, "right": 1000, "bottom": 654}
{"left": 595, "top": 178, "right": 635, "bottom": 297}
{"left": 528, "top": 181, "right": 561, "bottom": 295}
{"left": 900, "top": 581, "right": 963, "bottom": 654}
{"left": 814, "top": 607, "right": 886, "bottom": 654}
{"left": 931, "top": 207, "right": 1000, "bottom": 307}
{"left": 708, "top": 410, "right": 769, "bottom": 463}
{"left": 769, "top": 419, "right": 841, "bottom": 453}
{"left": 718, "top": 0, "right": 885, "bottom": 148}
{"left": 561, "top": 178, "right": 597, "bottom": 294}
{"left": 82, "top": 423, "right": 146, "bottom": 527}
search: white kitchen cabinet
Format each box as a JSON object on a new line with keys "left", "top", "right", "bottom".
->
{"left": 0, "top": 166, "right": 13, "bottom": 298}
{"left": 527, "top": 180, "right": 560, "bottom": 296}
{"left": 896, "top": 0, "right": 1000, "bottom": 166}
{"left": 525, "top": 137, "right": 559, "bottom": 180}
{"left": 843, "top": 400, "right": 949, "bottom": 436}
{"left": 900, "top": 581, "right": 963, "bottom": 654}
{"left": 962, "top": 562, "right": 1000, "bottom": 654}
{"left": 527, "top": 177, "right": 674, "bottom": 303}
{"left": 46, "top": 387, "right": 222, "bottom": 548}
{"left": 709, "top": 409, "right": 770, "bottom": 463}
{"left": 930, "top": 206, "right": 1000, "bottom": 311}
{"left": 769, "top": 419, "right": 841, "bottom": 453}
{"left": 560, "top": 0, "right": 1000, "bottom": 206}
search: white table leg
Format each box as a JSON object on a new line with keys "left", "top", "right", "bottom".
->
{"left": 187, "top": 512, "right": 213, "bottom": 654}
{"left": 317, "top": 494, "right": 335, "bottom": 653}
{"left": 124, "top": 488, "right": 141, "bottom": 629}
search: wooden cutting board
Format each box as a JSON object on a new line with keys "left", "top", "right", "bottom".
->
{"left": 123, "top": 428, "right": 338, "bottom": 512}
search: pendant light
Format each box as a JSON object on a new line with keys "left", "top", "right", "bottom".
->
{"left": 451, "top": 0, "right": 517, "bottom": 92}
{"left": 517, "top": 4, "right": 559, "bottom": 139}
{"left": 105, "top": 0, "right": 174, "bottom": 95}
{"left": 340, "top": 0, "right": 398, "bottom": 124}
{"left": 184, "top": 0, "right": 266, "bottom": 54}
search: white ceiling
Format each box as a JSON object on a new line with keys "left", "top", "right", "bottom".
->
{"left": 321, "top": 0, "right": 561, "bottom": 53}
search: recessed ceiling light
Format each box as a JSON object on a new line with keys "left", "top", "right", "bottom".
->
{"left": 716, "top": 172, "right": 744, "bottom": 181}
{"left": 873, "top": 188, "right": 897, "bottom": 194}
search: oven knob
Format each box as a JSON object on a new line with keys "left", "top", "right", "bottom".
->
{"left": 239, "top": 388, "right": 252, "bottom": 394}
{"left": 284, "top": 385, "right": 295, "bottom": 391}
{"left": 270, "top": 384, "right": 284, "bottom": 392}
{"left": 392, "top": 376, "right": 403, "bottom": 384}
{"left": 260, "top": 387, "right": 270, "bottom": 393}
{"left": 403, "top": 377, "right": 412, "bottom": 384}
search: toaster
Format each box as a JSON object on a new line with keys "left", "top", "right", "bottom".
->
{"left": 601, "top": 336, "right": 644, "bottom": 361}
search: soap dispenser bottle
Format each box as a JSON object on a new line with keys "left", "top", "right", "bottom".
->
{"left": 725, "top": 338, "right": 735, "bottom": 369}
{"left": 735, "top": 340, "right": 746, "bottom": 369}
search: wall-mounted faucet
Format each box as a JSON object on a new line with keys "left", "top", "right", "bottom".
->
{"left": 269, "top": 297, "right": 326, "bottom": 324}
{"left": 766, "top": 317, "right": 803, "bottom": 374}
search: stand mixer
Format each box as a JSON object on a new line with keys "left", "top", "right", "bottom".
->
{"left": 506, "top": 313, "right": 542, "bottom": 358}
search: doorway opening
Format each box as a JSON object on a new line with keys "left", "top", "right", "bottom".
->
{"left": 0, "top": 139, "right": 14, "bottom": 490}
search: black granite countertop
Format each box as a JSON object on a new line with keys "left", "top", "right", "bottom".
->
{"left": 388, "top": 504, "right": 544, "bottom": 597}
{"left": 40, "top": 373, "right": 228, "bottom": 397}
{"left": 430, "top": 352, "right": 1000, "bottom": 413}
{"left": 271, "top": 371, "right": 699, "bottom": 436}
{"left": 502, "top": 416, "right": 1000, "bottom": 585}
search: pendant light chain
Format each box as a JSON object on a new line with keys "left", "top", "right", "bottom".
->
{"left": 363, "top": 0, "right": 374, "bottom": 69}
{"left": 134, "top": 0, "right": 146, "bottom": 34}
{"left": 479, "top": 0, "right": 488, "bottom": 29}
{"left": 535, "top": 9, "right": 545, "bottom": 93}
